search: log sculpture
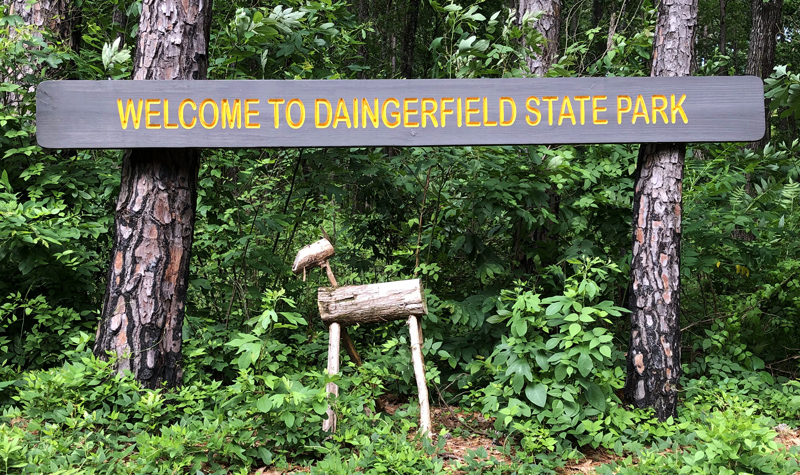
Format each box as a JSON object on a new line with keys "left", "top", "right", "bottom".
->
{"left": 294, "top": 238, "right": 432, "bottom": 438}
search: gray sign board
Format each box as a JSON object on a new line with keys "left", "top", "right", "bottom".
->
{"left": 36, "top": 76, "right": 764, "bottom": 149}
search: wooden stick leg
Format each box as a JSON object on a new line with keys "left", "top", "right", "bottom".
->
{"left": 341, "top": 328, "right": 362, "bottom": 366}
{"left": 407, "top": 315, "right": 431, "bottom": 439}
{"left": 323, "top": 322, "right": 341, "bottom": 433}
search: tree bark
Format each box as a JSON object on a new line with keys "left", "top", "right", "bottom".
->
{"left": 4, "top": 0, "right": 77, "bottom": 106}
{"left": 94, "top": 0, "right": 212, "bottom": 389}
{"left": 624, "top": 0, "right": 697, "bottom": 421}
{"left": 400, "top": 0, "right": 420, "bottom": 78}
{"left": 318, "top": 279, "right": 427, "bottom": 326}
{"left": 518, "top": 0, "right": 561, "bottom": 76}
{"left": 745, "top": 0, "right": 783, "bottom": 149}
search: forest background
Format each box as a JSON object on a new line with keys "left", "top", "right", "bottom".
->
{"left": 1, "top": 0, "right": 800, "bottom": 473}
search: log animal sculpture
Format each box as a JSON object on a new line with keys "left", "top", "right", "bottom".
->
{"left": 293, "top": 238, "right": 431, "bottom": 437}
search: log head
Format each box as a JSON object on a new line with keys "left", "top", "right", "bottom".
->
{"left": 292, "top": 238, "right": 335, "bottom": 274}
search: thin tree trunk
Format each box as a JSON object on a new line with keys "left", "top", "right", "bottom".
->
{"left": 93, "top": 0, "right": 212, "bottom": 389}
{"left": 518, "top": 0, "right": 561, "bottom": 76}
{"left": 745, "top": 0, "right": 783, "bottom": 149}
{"left": 400, "top": 0, "right": 420, "bottom": 78}
{"left": 625, "top": 0, "right": 697, "bottom": 421}
{"left": 718, "top": 0, "right": 726, "bottom": 56}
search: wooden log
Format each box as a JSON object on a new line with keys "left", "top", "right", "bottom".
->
{"left": 318, "top": 279, "right": 427, "bottom": 326}
{"left": 407, "top": 315, "right": 431, "bottom": 439}
{"left": 323, "top": 322, "right": 341, "bottom": 433}
{"left": 292, "top": 238, "right": 335, "bottom": 274}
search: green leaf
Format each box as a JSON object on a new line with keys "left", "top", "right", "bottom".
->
{"left": 577, "top": 352, "right": 594, "bottom": 377}
{"left": 599, "top": 345, "right": 612, "bottom": 358}
{"left": 525, "top": 383, "right": 548, "bottom": 408}
{"left": 568, "top": 323, "right": 582, "bottom": 337}
{"left": 256, "top": 394, "right": 273, "bottom": 413}
{"left": 312, "top": 398, "right": 328, "bottom": 415}
{"left": 585, "top": 383, "right": 606, "bottom": 411}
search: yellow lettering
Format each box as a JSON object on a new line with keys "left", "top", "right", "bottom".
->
{"left": 574, "top": 96, "right": 589, "bottom": 125}
{"left": 221, "top": 99, "right": 241, "bottom": 129}
{"left": 145, "top": 99, "right": 161, "bottom": 129}
{"left": 440, "top": 97, "right": 454, "bottom": 127}
{"left": 163, "top": 99, "right": 178, "bottom": 129}
{"left": 525, "top": 96, "right": 541, "bottom": 126}
{"left": 179, "top": 99, "right": 197, "bottom": 129}
{"left": 499, "top": 97, "right": 516, "bottom": 126}
{"left": 200, "top": 98, "right": 219, "bottom": 129}
{"left": 465, "top": 97, "right": 480, "bottom": 127}
{"left": 593, "top": 96, "right": 608, "bottom": 125}
{"left": 244, "top": 99, "right": 260, "bottom": 129}
{"left": 333, "top": 98, "right": 352, "bottom": 129}
{"left": 421, "top": 98, "right": 438, "bottom": 128}
{"left": 315, "top": 99, "right": 332, "bottom": 128}
{"left": 671, "top": 94, "right": 688, "bottom": 124}
{"left": 117, "top": 99, "right": 143, "bottom": 130}
{"left": 382, "top": 98, "right": 400, "bottom": 128}
{"left": 542, "top": 96, "right": 558, "bottom": 125}
{"left": 457, "top": 97, "right": 463, "bottom": 127}
{"left": 403, "top": 98, "right": 419, "bottom": 127}
{"left": 483, "top": 97, "right": 497, "bottom": 127}
{"left": 362, "top": 98, "right": 379, "bottom": 128}
{"left": 651, "top": 95, "right": 668, "bottom": 124}
{"left": 286, "top": 98, "right": 305, "bottom": 129}
{"left": 558, "top": 97, "right": 576, "bottom": 126}
{"left": 617, "top": 95, "right": 632, "bottom": 124}
{"left": 632, "top": 95, "right": 650, "bottom": 124}
{"left": 268, "top": 98, "right": 285, "bottom": 128}
{"left": 353, "top": 98, "right": 358, "bottom": 129}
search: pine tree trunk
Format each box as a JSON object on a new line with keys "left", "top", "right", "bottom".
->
{"left": 4, "top": 0, "right": 77, "bottom": 106}
{"left": 518, "top": 0, "right": 561, "bottom": 76}
{"left": 745, "top": 0, "right": 783, "bottom": 149}
{"left": 93, "top": 0, "right": 212, "bottom": 389}
{"left": 624, "top": 0, "right": 697, "bottom": 421}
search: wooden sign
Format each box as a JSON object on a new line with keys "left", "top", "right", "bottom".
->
{"left": 36, "top": 77, "right": 764, "bottom": 148}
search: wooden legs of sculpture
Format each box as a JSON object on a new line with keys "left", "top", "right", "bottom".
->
{"left": 407, "top": 314, "right": 431, "bottom": 436}
{"left": 318, "top": 279, "right": 431, "bottom": 438}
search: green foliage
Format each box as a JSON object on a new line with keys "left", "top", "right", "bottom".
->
{"left": 1, "top": 0, "right": 799, "bottom": 473}
{"left": 468, "top": 258, "right": 628, "bottom": 451}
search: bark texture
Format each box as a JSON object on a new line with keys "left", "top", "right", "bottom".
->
{"left": 94, "top": 0, "right": 212, "bottom": 389}
{"left": 745, "top": 0, "right": 783, "bottom": 149}
{"left": 518, "top": 0, "right": 561, "bottom": 76}
{"left": 7, "top": 0, "right": 77, "bottom": 46}
{"left": 624, "top": 0, "right": 697, "bottom": 421}
{"left": 318, "top": 279, "right": 427, "bottom": 326}
{"left": 292, "top": 238, "right": 335, "bottom": 274}
{"left": 4, "top": 0, "right": 77, "bottom": 106}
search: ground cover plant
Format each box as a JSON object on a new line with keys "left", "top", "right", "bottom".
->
{"left": 1, "top": 0, "right": 800, "bottom": 473}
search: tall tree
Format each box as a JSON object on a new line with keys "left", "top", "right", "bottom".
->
{"left": 93, "top": 0, "right": 212, "bottom": 389}
{"left": 625, "top": 0, "right": 697, "bottom": 421}
{"left": 400, "top": 0, "right": 420, "bottom": 78}
{"left": 4, "top": 0, "right": 78, "bottom": 106}
{"left": 518, "top": 0, "right": 561, "bottom": 76}
{"left": 513, "top": 0, "right": 562, "bottom": 272}
{"left": 746, "top": 0, "right": 783, "bottom": 148}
